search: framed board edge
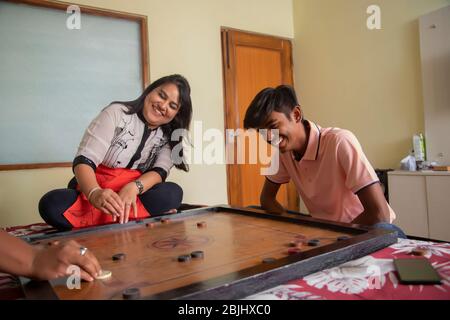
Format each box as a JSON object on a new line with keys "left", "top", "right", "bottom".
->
{"left": 17, "top": 205, "right": 398, "bottom": 300}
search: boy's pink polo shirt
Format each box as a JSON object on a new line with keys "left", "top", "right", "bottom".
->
{"left": 266, "top": 121, "right": 396, "bottom": 223}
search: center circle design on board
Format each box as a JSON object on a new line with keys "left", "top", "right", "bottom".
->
{"left": 150, "top": 234, "right": 211, "bottom": 250}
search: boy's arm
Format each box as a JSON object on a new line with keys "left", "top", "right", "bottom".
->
{"left": 335, "top": 130, "right": 389, "bottom": 226}
{"left": 352, "top": 183, "right": 390, "bottom": 225}
{"left": 260, "top": 178, "right": 286, "bottom": 214}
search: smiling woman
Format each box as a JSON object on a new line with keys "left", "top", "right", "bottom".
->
{"left": 38, "top": 75, "right": 193, "bottom": 230}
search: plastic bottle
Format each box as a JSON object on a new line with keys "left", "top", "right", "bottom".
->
{"left": 413, "top": 133, "right": 426, "bottom": 169}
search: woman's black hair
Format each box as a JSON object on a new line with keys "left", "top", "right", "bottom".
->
{"left": 112, "top": 74, "right": 192, "bottom": 172}
{"left": 244, "top": 85, "right": 299, "bottom": 129}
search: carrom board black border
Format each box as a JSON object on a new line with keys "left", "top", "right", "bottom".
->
{"left": 18, "top": 205, "right": 398, "bottom": 300}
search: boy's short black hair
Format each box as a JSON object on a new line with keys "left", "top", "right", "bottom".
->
{"left": 243, "top": 85, "right": 300, "bottom": 129}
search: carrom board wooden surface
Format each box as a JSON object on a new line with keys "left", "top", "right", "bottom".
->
{"left": 20, "top": 206, "right": 398, "bottom": 300}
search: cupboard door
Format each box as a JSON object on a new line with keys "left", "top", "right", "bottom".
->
{"left": 426, "top": 176, "right": 450, "bottom": 241}
{"left": 388, "top": 175, "right": 429, "bottom": 238}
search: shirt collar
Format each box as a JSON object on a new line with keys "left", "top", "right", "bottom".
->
{"left": 292, "top": 120, "right": 321, "bottom": 161}
{"left": 137, "top": 110, "right": 158, "bottom": 132}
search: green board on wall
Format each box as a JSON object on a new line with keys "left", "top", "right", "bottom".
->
{"left": 0, "top": 0, "right": 148, "bottom": 169}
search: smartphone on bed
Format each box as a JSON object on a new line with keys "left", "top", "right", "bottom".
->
{"left": 394, "top": 258, "right": 442, "bottom": 285}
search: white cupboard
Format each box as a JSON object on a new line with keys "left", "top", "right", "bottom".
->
{"left": 388, "top": 171, "right": 450, "bottom": 241}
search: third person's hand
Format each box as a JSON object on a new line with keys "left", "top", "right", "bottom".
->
{"left": 31, "top": 240, "right": 102, "bottom": 282}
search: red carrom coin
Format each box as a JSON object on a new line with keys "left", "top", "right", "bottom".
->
{"left": 287, "top": 248, "right": 301, "bottom": 255}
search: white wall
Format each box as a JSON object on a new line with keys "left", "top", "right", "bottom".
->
{"left": 420, "top": 5, "right": 450, "bottom": 165}
{"left": 292, "top": 0, "right": 450, "bottom": 169}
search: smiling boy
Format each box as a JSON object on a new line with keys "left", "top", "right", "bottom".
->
{"left": 244, "top": 85, "right": 397, "bottom": 227}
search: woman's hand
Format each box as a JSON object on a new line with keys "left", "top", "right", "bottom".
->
{"left": 30, "top": 240, "right": 101, "bottom": 282}
{"left": 89, "top": 188, "right": 124, "bottom": 220}
{"left": 117, "top": 182, "right": 139, "bottom": 224}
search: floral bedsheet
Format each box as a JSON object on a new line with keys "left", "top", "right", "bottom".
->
{"left": 247, "top": 239, "right": 450, "bottom": 300}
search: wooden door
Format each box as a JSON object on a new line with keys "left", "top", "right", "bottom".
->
{"left": 221, "top": 28, "right": 299, "bottom": 211}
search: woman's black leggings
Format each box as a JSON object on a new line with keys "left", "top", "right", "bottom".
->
{"left": 39, "top": 182, "right": 183, "bottom": 230}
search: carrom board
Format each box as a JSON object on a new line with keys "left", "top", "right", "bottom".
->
{"left": 19, "top": 206, "right": 398, "bottom": 299}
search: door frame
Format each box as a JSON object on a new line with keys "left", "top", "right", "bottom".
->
{"left": 221, "top": 27, "right": 299, "bottom": 210}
